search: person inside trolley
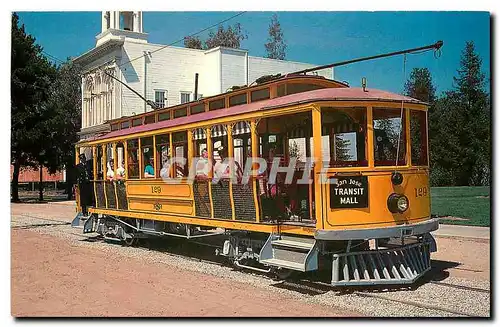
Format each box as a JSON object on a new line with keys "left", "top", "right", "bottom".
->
{"left": 144, "top": 156, "right": 155, "bottom": 178}
{"left": 195, "top": 148, "right": 210, "bottom": 177}
{"left": 116, "top": 160, "right": 125, "bottom": 180}
{"left": 106, "top": 159, "right": 115, "bottom": 181}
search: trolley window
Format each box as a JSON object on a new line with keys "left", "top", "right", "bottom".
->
{"left": 111, "top": 123, "right": 120, "bottom": 131}
{"left": 229, "top": 93, "right": 247, "bottom": 107}
{"left": 174, "top": 107, "right": 187, "bottom": 118}
{"left": 144, "top": 114, "right": 156, "bottom": 125}
{"left": 155, "top": 134, "right": 171, "bottom": 179}
{"left": 278, "top": 83, "right": 325, "bottom": 97}
{"left": 96, "top": 146, "right": 104, "bottom": 180}
{"left": 410, "top": 110, "right": 428, "bottom": 166}
{"left": 250, "top": 88, "right": 270, "bottom": 102}
{"left": 209, "top": 98, "right": 225, "bottom": 111}
{"left": 321, "top": 107, "right": 368, "bottom": 168}
{"left": 116, "top": 142, "right": 125, "bottom": 179}
{"left": 132, "top": 118, "right": 142, "bottom": 127}
{"left": 173, "top": 131, "right": 188, "bottom": 178}
{"left": 373, "top": 108, "right": 407, "bottom": 166}
{"left": 127, "top": 139, "right": 139, "bottom": 179}
{"left": 120, "top": 121, "right": 130, "bottom": 129}
{"left": 190, "top": 103, "right": 205, "bottom": 115}
{"left": 158, "top": 111, "right": 170, "bottom": 121}
{"left": 141, "top": 137, "right": 155, "bottom": 178}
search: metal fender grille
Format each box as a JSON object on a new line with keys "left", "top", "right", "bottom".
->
{"left": 331, "top": 242, "right": 431, "bottom": 286}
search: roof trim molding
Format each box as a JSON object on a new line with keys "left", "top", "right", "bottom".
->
{"left": 73, "top": 39, "right": 124, "bottom": 68}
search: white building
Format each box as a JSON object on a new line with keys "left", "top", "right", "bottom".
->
{"left": 74, "top": 11, "right": 333, "bottom": 139}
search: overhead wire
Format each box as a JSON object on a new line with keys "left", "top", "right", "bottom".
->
{"left": 117, "top": 11, "right": 247, "bottom": 68}
{"left": 42, "top": 50, "right": 65, "bottom": 64}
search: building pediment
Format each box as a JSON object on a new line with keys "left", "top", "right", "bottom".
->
{"left": 72, "top": 38, "right": 124, "bottom": 68}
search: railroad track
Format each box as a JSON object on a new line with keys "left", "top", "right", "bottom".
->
{"left": 11, "top": 214, "right": 71, "bottom": 229}
{"left": 272, "top": 279, "right": 489, "bottom": 317}
{"left": 429, "top": 280, "right": 489, "bottom": 294}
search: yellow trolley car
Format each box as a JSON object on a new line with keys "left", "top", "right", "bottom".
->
{"left": 73, "top": 74, "right": 438, "bottom": 286}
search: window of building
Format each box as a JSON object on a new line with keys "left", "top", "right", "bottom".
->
{"left": 373, "top": 108, "right": 406, "bottom": 166}
{"left": 250, "top": 88, "right": 270, "bottom": 102}
{"left": 321, "top": 107, "right": 368, "bottom": 168}
{"left": 229, "top": 93, "right": 247, "bottom": 107}
{"left": 158, "top": 111, "right": 170, "bottom": 121}
{"left": 410, "top": 110, "right": 428, "bottom": 166}
{"left": 127, "top": 139, "right": 139, "bottom": 179}
{"left": 174, "top": 107, "right": 187, "bottom": 118}
{"left": 209, "top": 98, "right": 225, "bottom": 111}
{"left": 190, "top": 103, "right": 205, "bottom": 115}
{"left": 120, "top": 121, "right": 130, "bottom": 129}
{"left": 180, "top": 92, "right": 191, "bottom": 104}
{"left": 132, "top": 118, "right": 142, "bottom": 127}
{"left": 155, "top": 90, "right": 167, "bottom": 108}
{"left": 144, "top": 114, "right": 156, "bottom": 125}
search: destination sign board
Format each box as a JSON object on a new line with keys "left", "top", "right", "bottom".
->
{"left": 330, "top": 176, "right": 369, "bottom": 209}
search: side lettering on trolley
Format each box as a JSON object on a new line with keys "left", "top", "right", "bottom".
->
{"left": 151, "top": 186, "right": 162, "bottom": 194}
{"left": 330, "top": 176, "right": 369, "bottom": 209}
{"left": 414, "top": 186, "right": 428, "bottom": 198}
{"left": 153, "top": 202, "right": 162, "bottom": 211}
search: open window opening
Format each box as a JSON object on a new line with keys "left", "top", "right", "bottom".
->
{"left": 321, "top": 107, "right": 368, "bottom": 168}
{"left": 256, "top": 111, "right": 315, "bottom": 226}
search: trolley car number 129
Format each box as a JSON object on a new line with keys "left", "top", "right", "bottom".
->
{"left": 414, "top": 186, "right": 428, "bottom": 198}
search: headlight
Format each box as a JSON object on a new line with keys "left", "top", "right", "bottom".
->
{"left": 397, "top": 196, "right": 409, "bottom": 212}
{"left": 387, "top": 193, "right": 409, "bottom": 213}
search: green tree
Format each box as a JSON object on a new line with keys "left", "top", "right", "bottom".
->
{"left": 333, "top": 135, "right": 352, "bottom": 161}
{"left": 264, "top": 14, "right": 287, "bottom": 60}
{"left": 404, "top": 68, "right": 436, "bottom": 103}
{"left": 184, "top": 36, "right": 203, "bottom": 50}
{"left": 289, "top": 140, "right": 301, "bottom": 159}
{"left": 430, "top": 41, "right": 490, "bottom": 186}
{"left": 404, "top": 68, "right": 436, "bottom": 172}
{"left": 44, "top": 60, "right": 82, "bottom": 199}
{"left": 204, "top": 23, "right": 247, "bottom": 50}
{"left": 11, "top": 12, "right": 57, "bottom": 202}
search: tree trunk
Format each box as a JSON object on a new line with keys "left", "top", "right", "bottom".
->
{"left": 39, "top": 164, "right": 44, "bottom": 202}
{"left": 11, "top": 159, "right": 21, "bottom": 202}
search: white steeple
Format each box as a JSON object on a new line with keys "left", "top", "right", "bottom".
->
{"left": 96, "top": 11, "right": 147, "bottom": 47}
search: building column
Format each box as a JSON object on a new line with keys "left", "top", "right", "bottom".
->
{"left": 101, "top": 12, "right": 107, "bottom": 32}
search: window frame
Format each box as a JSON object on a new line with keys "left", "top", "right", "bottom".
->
{"left": 372, "top": 107, "right": 408, "bottom": 167}
{"left": 180, "top": 92, "right": 191, "bottom": 104}
{"left": 154, "top": 89, "right": 167, "bottom": 108}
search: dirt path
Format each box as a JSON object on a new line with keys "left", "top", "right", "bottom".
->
{"left": 10, "top": 202, "right": 490, "bottom": 317}
{"left": 11, "top": 228, "right": 360, "bottom": 317}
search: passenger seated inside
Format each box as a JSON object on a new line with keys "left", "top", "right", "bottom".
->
{"left": 160, "top": 158, "right": 171, "bottom": 179}
{"left": 144, "top": 157, "right": 155, "bottom": 178}
{"left": 196, "top": 148, "right": 210, "bottom": 177}
{"left": 116, "top": 160, "right": 125, "bottom": 180}
{"left": 106, "top": 160, "right": 115, "bottom": 180}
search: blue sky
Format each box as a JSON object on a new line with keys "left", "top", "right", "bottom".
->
{"left": 17, "top": 11, "right": 490, "bottom": 95}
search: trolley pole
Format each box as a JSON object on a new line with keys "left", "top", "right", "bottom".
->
{"left": 291, "top": 40, "right": 443, "bottom": 75}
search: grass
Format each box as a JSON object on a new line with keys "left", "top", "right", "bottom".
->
{"left": 431, "top": 186, "right": 490, "bottom": 227}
